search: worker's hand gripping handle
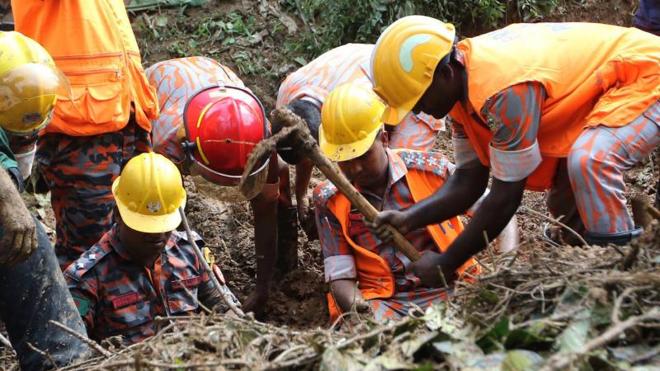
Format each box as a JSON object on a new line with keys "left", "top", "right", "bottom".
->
{"left": 307, "top": 149, "right": 421, "bottom": 262}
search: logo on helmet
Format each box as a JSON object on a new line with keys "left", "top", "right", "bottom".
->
{"left": 399, "top": 34, "right": 432, "bottom": 72}
{"left": 146, "top": 201, "right": 162, "bottom": 214}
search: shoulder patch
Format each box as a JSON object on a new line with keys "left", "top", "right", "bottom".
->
{"left": 72, "top": 294, "right": 90, "bottom": 317}
{"left": 64, "top": 243, "right": 112, "bottom": 282}
{"left": 397, "top": 150, "right": 455, "bottom": 177}
{"left": 313, "top": 180, "right": 339, "bottom": 206}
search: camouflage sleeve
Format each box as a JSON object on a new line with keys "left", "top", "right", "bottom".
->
{"left": 482, "top": 82, "right": 546, "bottom": 181}
{"left": 313, "top": 182, "right": 357, "bottom": 283}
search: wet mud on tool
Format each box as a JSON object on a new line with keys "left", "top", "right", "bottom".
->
{"left": 239, "top": 108, "right": 422, "bottom": 262}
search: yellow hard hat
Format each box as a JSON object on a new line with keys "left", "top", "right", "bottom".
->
{"left": 0, "top": 31, "right": 69, "bottom": 134}
{"left": 371, "top": 16, "right": 456, "bottom": 125}
{"left": 112, "top": 152, "right": 187, "bottom": 233}
{"left": 320, "top": 83, "right": 385, "bottom": 162}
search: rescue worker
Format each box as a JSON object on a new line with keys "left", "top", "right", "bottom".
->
{"left": 275, "top": 43, "right": 445, "bottom": 235}
{"left": 369, "top": 17, "right": 659, "bottom": 282}
{"left": 65, "top": 152, "right": 225, "bottom": 345}
{"left": 0, "top": 31, "right": 91, "bottom": 370}
{"left": 276, "top": 43, "right": 518, "bottom": 251}
{"left": 11, "top": 0, "right": 159, "bottom": 269}
{"left": 315, "top": 83, "right": 479, "bottom": 322}
{"left": 146, "top": 56, "right": 282, "bottom": 318}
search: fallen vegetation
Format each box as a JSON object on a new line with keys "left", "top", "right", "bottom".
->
{"left": 57, "top": 223, "right": 659, "bottom": 370}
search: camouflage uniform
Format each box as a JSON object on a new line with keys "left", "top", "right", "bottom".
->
{"left": 65, "top": 225, "right": 223, "bottom": 345}
{"left": 37, "top": 120, "right": 151, "bottom": 270}
{"left": 315, "top": 149, "right": 459, "bottom": 321}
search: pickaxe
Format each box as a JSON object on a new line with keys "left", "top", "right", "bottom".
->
{"left": 178, "top": 207, "right": 245, "bottom": 317}
{"left": 239, "top": 108, "right": 421, "bottom": 262}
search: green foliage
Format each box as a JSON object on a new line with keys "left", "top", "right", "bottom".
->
{"left": 281, "top": 0, "right": 557, "bottom": 58}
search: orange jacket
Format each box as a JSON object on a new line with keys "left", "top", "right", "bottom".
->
{"left": 325, "top": 168, "right": 478, "bottom": 320}
{"left": 12, "top": 0, "right": 159, "bottom": 136}
{"left": 449, "top": 23, "right": 659, "bottom": 190}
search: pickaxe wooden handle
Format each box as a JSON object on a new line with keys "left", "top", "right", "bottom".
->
{"left": 240, "top": 108, "right": 421, "bottom": 262}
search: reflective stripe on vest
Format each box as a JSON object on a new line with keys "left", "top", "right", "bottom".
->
{"left": 12, "top": 0, "right": 159, "bottom": 136}
{"left": 449, "top": 23, "right": 660, "bottom": 190}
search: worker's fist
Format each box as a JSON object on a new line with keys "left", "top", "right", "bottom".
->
{"left": 0, "top": 198, "right": 37, "bottom": 266}
{"left": 366, "top": 210, "right": 411, "bottom": 243}
{"left": 410, "top": 251, "right": 457, "bottom": 288}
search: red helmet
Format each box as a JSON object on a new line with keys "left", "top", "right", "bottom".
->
{"left": 183, "top": 85, "right": 269, "bottom": 188}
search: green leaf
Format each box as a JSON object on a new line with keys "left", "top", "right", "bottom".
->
{"left": 477, "top": 317, "right": 510, "bottom": 353}
{"left": 478, "top": 288, "right": 500, "bottom": 305}
{"left": 413, "top": 363, "right": 435, "bottom": 371}
{"left": 501, "top": 350, "right": 544, "bottom": 371}
{"left": 155, "top": 15, "right": 169, "bottom": 27}
{"left": 554, "top": 309, "right": 591, "bottom": 353}
{"left": 294, "top": 56, "right": 308, "bottom": 66}
{"left": 423, "top": 302, "right": 466, "bottom": 339}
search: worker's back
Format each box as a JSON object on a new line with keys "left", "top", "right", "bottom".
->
{"left": 456, "top": 22, "right": 659, "bottom": 158}
{"left": 12, "top": 0, "right": 158, "bottom": 136}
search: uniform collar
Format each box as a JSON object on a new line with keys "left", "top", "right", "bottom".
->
{"left": 353, "top": 148, "right": 407, "bottom": 199}
{"left": 386, "top": 148, "right": 408, "bottom": 186}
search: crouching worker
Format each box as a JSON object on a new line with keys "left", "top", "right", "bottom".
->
{"left": 65, "top": 153, "right": 224, "bottom": 345}
{"left": 146, "top": 57, "right": 289, "bottom": 318}
{"left": 315, "top": 84, "right": 479, "bottom": 322}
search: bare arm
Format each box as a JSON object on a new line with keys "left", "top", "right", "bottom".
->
{"left": 243, "top": 153, "right": 280, "bottom": 317}
{"left": 371, "top": 164, "right": 489, "bottom": 238}
{"left": 329, "top": 279, "right": 369, "bottom": 314}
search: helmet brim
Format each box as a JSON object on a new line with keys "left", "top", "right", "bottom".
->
{"left": 319, "top": 125, "right": 381, "bottom": 162}
{"left": 381, "top": 104, "right": 412, "bottom": 126}
{"left": 112, "top": 179, "right": 185, "bottom": 234}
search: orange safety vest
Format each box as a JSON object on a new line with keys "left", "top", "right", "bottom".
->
{"left": 450, "top": 23, "right": 659, "bottom": 191}
{"left": 325, "top": 168, "right": 479, "bottom": 320}
{"left": 12, "top": 0, "right": 159, "bottom": 136}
